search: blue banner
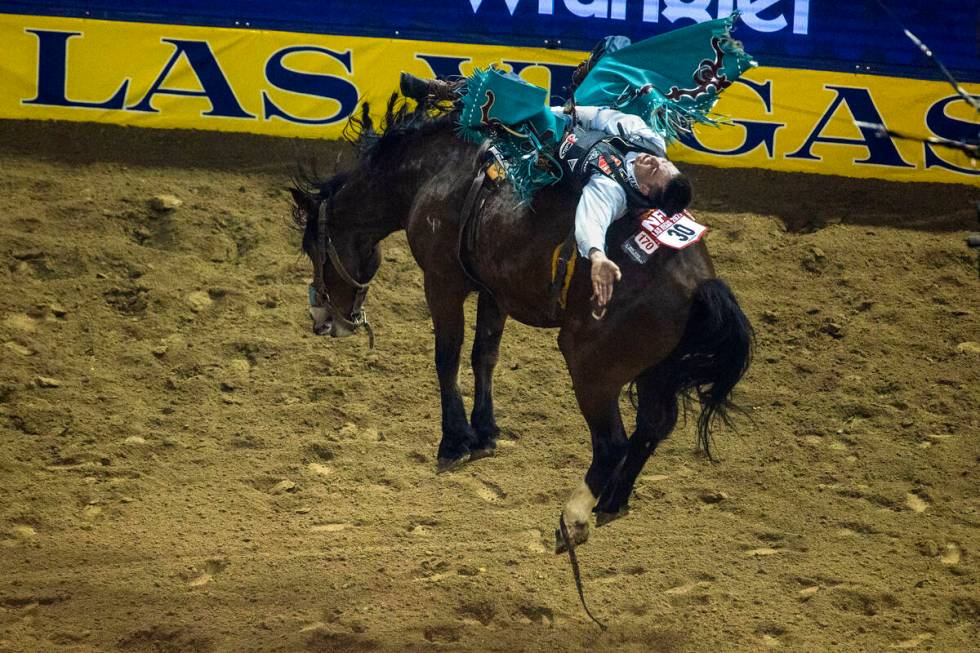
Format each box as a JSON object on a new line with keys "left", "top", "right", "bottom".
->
{"left": 2, "top": 1, "right": 977, "bottom": 81}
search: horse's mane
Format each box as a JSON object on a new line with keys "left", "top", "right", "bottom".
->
{"left": 344, "top": 93, "right": 457, "bottom": 170}
{"left": 292, "top": 93, "right": 454, "bottom": 219}
{"left": 290, "top": 91, "right": 456, "bottom": 241}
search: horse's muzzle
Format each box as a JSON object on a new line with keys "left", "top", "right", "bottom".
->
{"left": 328, "top": 320, "right": 355, "bottom": 338}
{"left": 312, "top": 317, "right": 332, "bottom": 336}
{"left": 310, "top": 309, "right": 356, "bottom": 338}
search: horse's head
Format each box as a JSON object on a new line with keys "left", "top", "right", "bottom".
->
{"left": 632, "top": 153, "right": 692, "bottom": 215}
{"left": 290, "top": 179, "right": 382, "bottom": 340}
{"left": 288, "top": 97, "right": 447, "bottom": 343}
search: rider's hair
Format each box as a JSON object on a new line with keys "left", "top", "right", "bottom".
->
{"left": 659, "top": 175, "right": 692, "bottom": 215}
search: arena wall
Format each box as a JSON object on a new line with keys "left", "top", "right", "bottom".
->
{"left": 0, "top": 2, "right": 976, "bottom": 185}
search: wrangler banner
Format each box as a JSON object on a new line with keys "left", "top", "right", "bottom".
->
{"left": 1, "top": 13, "right": 977, "bottom": 185}
{"left": 2, "top": 1, "right": 977, "bottom": 80}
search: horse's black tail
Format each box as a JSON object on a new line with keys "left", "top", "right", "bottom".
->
{"left": 663, "top": 278, "right": 753, "bottom": 460}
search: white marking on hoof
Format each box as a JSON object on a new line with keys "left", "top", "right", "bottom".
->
{"left": 565, "top": 481, "right": 597, "bottom": 524}
{"left": 558, "top": 481, "right": 596, "bottom": 550}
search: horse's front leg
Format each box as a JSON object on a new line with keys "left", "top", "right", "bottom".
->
{"left": 470, "top": 292, "right": 507, "bottom": 458}
{"left": 426, "top": 280, "right": 479, "bottom": 470}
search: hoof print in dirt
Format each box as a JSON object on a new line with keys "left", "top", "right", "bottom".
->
{"left": 148, "top": 194, "right": 183, "bottom": 212}
{"left": 103, "top": 286, "right": 149, "bottom": 315}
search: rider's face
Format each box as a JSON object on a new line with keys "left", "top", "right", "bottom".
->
{"left": 633, "top": 153, "right": 679, "bottom": 197}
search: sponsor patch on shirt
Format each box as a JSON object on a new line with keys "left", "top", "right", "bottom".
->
{"left": 621, "top": 209, "right": 707, "bottom": 264}
{"left": 596, "top": 155, "right": 612, "bottom": 175}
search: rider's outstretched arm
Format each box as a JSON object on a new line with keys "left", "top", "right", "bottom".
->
{"left": 575, "top": 176, "right": 625, "bottom": 312}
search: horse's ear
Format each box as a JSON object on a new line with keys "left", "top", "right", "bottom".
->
{"left": 289, "top": 187, "right": 316, "bottom": 224}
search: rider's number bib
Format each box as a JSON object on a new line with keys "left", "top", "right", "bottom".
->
{"left": 621, "top": 209, "right": 707, "bottom": 264}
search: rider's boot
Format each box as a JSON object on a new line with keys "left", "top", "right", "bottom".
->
{"left": 399, "top": 73, "right": 462, "bottom": 102}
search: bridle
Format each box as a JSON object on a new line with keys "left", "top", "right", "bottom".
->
{"left": 309, "top": 197, "right": 375, "bottom": 347}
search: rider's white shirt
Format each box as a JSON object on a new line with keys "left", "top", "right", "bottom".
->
{"left": 550, "top": 106, "right": 667, "bottom": 257}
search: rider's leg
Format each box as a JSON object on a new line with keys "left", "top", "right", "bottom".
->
{"left": 399, "top": 73, "right": 463, "bottom": 102}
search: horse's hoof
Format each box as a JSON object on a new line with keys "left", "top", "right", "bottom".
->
{"left": 468, "top": 446, "right": 495, "bottom": 462}
{"left": 554, "top": 522, "right": 590, "bottom": 554}
{"left": 554, "top": 530, "right": 568, "bottom": 554}
{"left": 595, "top": 507, "right": 629, "bottom": 527}
{"left": 436, "top": 454, "right": 470, "bottom": 473}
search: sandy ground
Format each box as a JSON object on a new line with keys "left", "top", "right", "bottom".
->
{"left": 0, "top": 120, "right": 977, "bottom": 653}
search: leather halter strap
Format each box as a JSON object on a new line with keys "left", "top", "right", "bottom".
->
{"left": 312, "top": 199, "right": 374, "bottom": 347}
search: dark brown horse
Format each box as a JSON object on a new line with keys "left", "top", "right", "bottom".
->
{"left": 290, "top": 96, "right": 752, "bottom": 548}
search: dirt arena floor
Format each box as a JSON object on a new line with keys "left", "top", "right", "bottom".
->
{"left": 0, "top": 119, "right": 977, "bottom": 653}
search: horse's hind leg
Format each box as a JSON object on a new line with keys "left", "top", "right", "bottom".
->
{"left": 426, "top": 280, "right": 479, "bottom": 470}
{"left": 594, "top": 368, "right": 678, "bottom": 522}
{"left": 557, "top": 373, "right": 629, "bottom": 550}
{"left": 470, "top": 292, "right": 507, "bottom": 459}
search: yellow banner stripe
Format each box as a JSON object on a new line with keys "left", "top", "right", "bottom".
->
{"left": 2, "top": 13, "right": 976, "bottom": 185}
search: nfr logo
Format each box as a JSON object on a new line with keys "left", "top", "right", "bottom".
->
{"left": 23, "top": 29, "right": 359, "bottom": 125}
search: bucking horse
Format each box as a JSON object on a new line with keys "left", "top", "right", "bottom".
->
{"left": 290, "top": 95, "right": 753, "bottom": 550}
